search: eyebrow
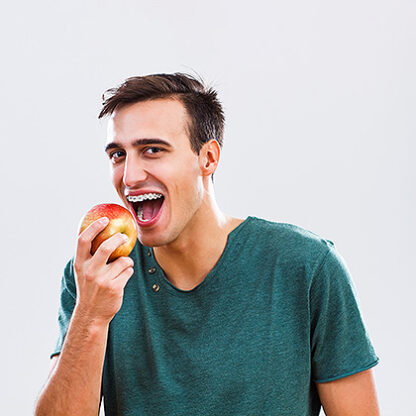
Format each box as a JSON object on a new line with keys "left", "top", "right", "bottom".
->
{"left": 104, "top": 138, "right": 173, "bottom": 153}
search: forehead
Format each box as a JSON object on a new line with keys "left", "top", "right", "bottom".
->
{"left": 106, "top": 98, "right": 189, "bottom": 145}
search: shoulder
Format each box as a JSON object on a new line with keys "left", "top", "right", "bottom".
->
{"left": 236, "top": 216, "right": 337, "bottom": 285}
{"left": 60, "top": 257, "right": 76, "bottom": 298}
{"left": 245, "top": 216, "right": 334, "bottom": 257}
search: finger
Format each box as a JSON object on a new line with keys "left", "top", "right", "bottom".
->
{"left": 91, "top": 232, "right": 129, "bottom": 266}
{"left": 111, "top": 266, "right": 135, "bottom": 291}
{"left": 76, "top": 217, "right": 110, "bottom": 262}
{"left": 107, "top": 256, "right": 134, "bottom": 279}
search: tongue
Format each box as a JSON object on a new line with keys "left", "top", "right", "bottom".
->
{"left": 142, "top": 198, "right": 163, "bottom": 220}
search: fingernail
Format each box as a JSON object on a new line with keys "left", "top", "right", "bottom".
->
{"left": 121, "top": 233, "right": 129, "bottom": 242}
{"left": 100, "top": 217, "right": 109, "bottom": 225}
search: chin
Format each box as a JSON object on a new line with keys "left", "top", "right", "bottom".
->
{"left": 137, "top": 232, "right": 169, "bottom": 248}
{"left": 139, "top": 225, "right": 184, "bottom": 248}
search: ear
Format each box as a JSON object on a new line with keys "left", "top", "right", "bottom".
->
{"left": 199, "top": 139, "right": 221, "bottom": 177}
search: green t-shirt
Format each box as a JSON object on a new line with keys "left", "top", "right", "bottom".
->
{"left": 52, "top": 216, "right": 379, "bottom": 415}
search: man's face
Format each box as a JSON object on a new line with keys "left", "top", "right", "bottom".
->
{"left": 105, "top": 98, "right": 206, "bottom": 247}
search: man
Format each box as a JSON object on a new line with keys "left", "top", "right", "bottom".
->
{"left": 35, "top": 73, "right": 380, "bottom": 415}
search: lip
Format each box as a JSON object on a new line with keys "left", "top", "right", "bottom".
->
{"left": 125, "top": 189, "right": 165, "bottom": 197}
{"left": 126, "top": 189, "right": 166, "bottom": 228}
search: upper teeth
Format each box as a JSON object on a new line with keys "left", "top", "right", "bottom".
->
{"left": 127, "top": 193, "right": 163, "bottom": 202}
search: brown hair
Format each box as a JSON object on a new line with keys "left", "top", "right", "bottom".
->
{"left": 98, "top": 73, "right": 225, "bottom": 156}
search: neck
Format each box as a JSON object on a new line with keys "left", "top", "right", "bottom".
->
{"left": 153, "top": 185, "right": 244, "bottom": 290}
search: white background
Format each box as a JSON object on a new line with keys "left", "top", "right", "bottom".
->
{"left": 1, "top": 1, "right": 414, "bottom": 415}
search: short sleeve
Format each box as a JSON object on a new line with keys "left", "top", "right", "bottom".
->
{"left": 50, "top": 257, "right": 77, "bottom": 359}
{"left": 310, "top": 245, "right": 379, "bottom": 382}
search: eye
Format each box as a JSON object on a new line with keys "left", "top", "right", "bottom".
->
{"left": 144, "top": 147, "right": 164, "bottom": 155}
{"left": 109, "top": 150, "right": 125, "bottom": 163}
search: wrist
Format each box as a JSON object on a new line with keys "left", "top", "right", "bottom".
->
{"left": 73, "top": 303, "right": 112, "bottom": 330}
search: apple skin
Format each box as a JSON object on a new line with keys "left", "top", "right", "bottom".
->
{"left": 79, "top": 203, "right": 138, "bottom": 262}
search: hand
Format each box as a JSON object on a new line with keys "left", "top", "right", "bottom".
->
{"left": 73, "top": 217, "right": 135, "bottom": 324}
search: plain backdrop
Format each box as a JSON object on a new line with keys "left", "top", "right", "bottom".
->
{"left": 1, "top": 1, "right": 414, "bottom": 415}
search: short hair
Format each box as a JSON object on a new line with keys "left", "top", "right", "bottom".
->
{"left": 99, "top": 73, "right": 225, "bottom": 156}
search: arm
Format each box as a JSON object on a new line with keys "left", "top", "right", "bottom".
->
{"left": 35, "top": 309, "right": 110, "bottom": 416}
{"left": 35, "top": 218, "right": 134, "bottom": 416}
{"left": 316, "top": 368, "right": 380, "bottom": 416}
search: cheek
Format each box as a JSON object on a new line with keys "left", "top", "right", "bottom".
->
{"left": 178, "top": 170, "right": 204, "bottom": 207}
{"left": 110, "top": 166, "right": 123, "bottom": 187}
{"left": 179, "top": 163, "right": 200, "bottom": 188}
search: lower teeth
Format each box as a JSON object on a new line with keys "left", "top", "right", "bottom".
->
{"left": 137, "top": 206, "right": 150, "bottom": 222}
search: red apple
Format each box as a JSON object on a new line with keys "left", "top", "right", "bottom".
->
{"left": 79, "top": 203, "right": 138, "bottom": 262}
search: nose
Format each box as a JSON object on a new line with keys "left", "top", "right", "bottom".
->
{"left": 122, "top": 154, "right": 148, "bottom": 188}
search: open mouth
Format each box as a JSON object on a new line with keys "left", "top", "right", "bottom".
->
{"left": 127, "top": 193, "right": 165, "bottom": 224}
